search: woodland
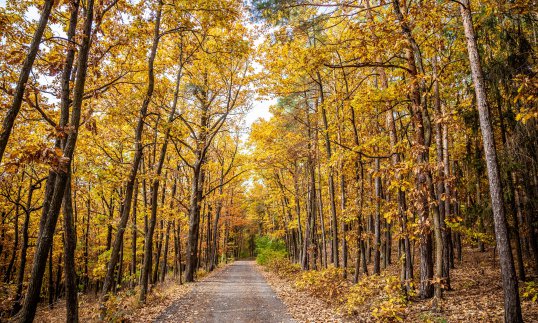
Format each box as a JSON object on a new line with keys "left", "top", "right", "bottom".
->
{"left": 0, "top": 0, "right": 537, "bottom": 322}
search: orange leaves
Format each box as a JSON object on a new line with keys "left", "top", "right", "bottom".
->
{"left": 5, "top": 143, "right": 69, "bottom": 173}
{"left": 6, "top": 49, "right": 24, "bottom": 66}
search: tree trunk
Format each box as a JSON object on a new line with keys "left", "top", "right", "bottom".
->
{"left": 83, "top": 197, "right": 90, "bottom": 292}
{"left": 59, "top": 0, "right": 80, "bottom": 316}
{"left": 153, "top": 219, "right": 164, "bottom": 284}
{"left": 17, "top": 1, "right": 94, "bottom": 320}
{"left": 48, "top": 246, "right": 54, "bottom": 308}
{"left": 317, "top": 74, "right": 339, "bottom": 267}
{"left": 0, "top": 0, "right": 55, "bottom": 164}
{"left": 178, "top": 221, "right": 183, "bottom": 284}
{"left": 161, "top": 221, "right": 171, "bottom": 281}
{"left": 317, "top": 162, "right": 327, "bottom": 269}
{"left": 62, "top": 174, "right": 79, "bottom": 322}
{"left": 460, "top": 1, "right": 523, "bottom": 321}
{"left": 432, "top": 60, "right": 445, "bottom": 303}
{"left": 101, "top": 0, "right": 162, "bottom": 306}
{"left": 293, "top": 167, "right": 303, "bottom": 263}
{"left": 373, "top": 158, "right": 381, "bottom": 274}
{"left": 210, "top": 179, "right": 224, "bottom": 271}
{"left": 186, "top": 163, "right": 204, "bottom": 282}
{"left": 4, "top": 181, "right": 22, "bottom": 283}
{"left": 131, "top": 180, "right": 138, "bottom": 287}
{"left": 12, "top": 177, "right": 39, "bottom": 315}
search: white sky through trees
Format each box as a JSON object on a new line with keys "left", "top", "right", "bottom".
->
{"left": 0, "top": 0, "right": 274, "bottom": 132}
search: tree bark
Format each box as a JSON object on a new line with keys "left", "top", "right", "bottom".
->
{"left": 12, "top": 177, "right": 40, "bottom": 315}
{"left": 17, "top": 1, "right": 94, "bottom": 320}
{"left": 131, "top": 180, "right": 138, "bottom": 287}
{"left": 161, "top": 221, "right": 171, "bottom": 281}
{"left": 101, "top": 0, "right": 162, "bottom": 306}
{"left": 62, "top": 174, "right": 79, "bottom": 322}
{"left": 373, "top": 158, "right": 381, "bottom": 275}
{"left": 317, "top": 73, "right": 339, "bottom": 267}
{"left": 0, "top": 0, "right": 55, "bottom": 164}
{"left": 392, "top": 0, "right": 435, "bottom": 298}
{"left": 459, "top": 1, "right": 523, "bottom": 321}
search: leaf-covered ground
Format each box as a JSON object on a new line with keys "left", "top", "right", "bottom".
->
{"left": 33, "top": 248, "right": 538, "bottom": 322}
{"left": 260, "top": 246, "right": 538, "bottom": 322}
{"left": 258, "top": 266, "right": 350, "bottom": 322}
{"left": 33, "top": 267, "right": 228, "bottom": 322}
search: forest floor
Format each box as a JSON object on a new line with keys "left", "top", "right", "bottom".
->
{"left": 259, "top": 266, "right": 350, "bottom": 322}
{"left": 34, "top": 266, "right": 218, "bottom": 322}
{"left": 31, "top": 247, "right": 538, "bottom": 322}
{"left": 260, "top": 246, "right": 538, "bottom": 322}
{"left": 34, "top": 261, "right": 295, "bottom": 322}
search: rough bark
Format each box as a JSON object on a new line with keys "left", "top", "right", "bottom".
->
{"left": 460, "top": 1, "right": 523, "bottom": 321}
{"left": 17, "top": 0, "right": 94, "bottom": 320}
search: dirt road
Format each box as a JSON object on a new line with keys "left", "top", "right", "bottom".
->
{"left": 155, "top": 261, "right": 294, "bottom": 322}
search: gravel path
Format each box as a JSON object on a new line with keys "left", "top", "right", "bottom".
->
{"left": 155, "top": 260, "right": 294, "bottom": 323}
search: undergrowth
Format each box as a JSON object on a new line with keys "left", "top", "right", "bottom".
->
{"left": 255, "top": 236, "right": 288, "bottom": 266}
{"left": 261, "top": 255, "right": 410, "bottom": 321}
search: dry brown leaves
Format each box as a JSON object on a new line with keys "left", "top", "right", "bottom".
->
{"left": 260, "top": 247, "right": 538, "bottom": 323}
{"left": 258, "top": 264, "right": 352, "bottom": 322}
{"left": 34, "top": 265, "right": 231, "bottom": 322}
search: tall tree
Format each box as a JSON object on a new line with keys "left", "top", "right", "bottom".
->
{"left": 459, "top": 0, "right": 523, "bottom": 321}
{"left": 0, "top": 0, "right": 55, "bottom": 164}
{"left": 17, "top": 0, "right": 94, "bottom": 320}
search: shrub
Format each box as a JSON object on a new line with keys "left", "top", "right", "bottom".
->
{"left": 255, "top": 236, "right": 287, "bottom": 266}
{"left": 266, "top": 256, "right": 301, "bottom": 278}
{"left": 295, "top": 266, "right": 349, "bottom": 304}
{"left": 521, "top": 281, "right": 538, "bottom": 302}
{"left": 257, "top": 248, "right": 287, "bottom": 266}
{"left": 345, "top": 274, "right": 409, "bottom": 321}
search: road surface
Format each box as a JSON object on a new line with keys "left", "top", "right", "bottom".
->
{"left": 155, "top": 260, "right": 294, "bottom": 323}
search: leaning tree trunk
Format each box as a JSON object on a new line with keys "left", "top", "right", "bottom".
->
{"left": 0, "top": 0, "right": 54, "bottom": 164}
{"left": 459, "top": 1, "right": 523, "bottom": 321}
{"left": 17, "top": 0, "right": 94, "bottom": 320}
{"left": 59, "top": 1, "right": 81, "bottom": 319}
{"left": 101, "top": 0, "right": 162, "bottom": 307}
{"left": 141, "top": 63, "right": 182, "bottom": 294}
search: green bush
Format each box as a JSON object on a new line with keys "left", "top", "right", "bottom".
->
{"left": 255, "top": 236, "right": 287, "bottom": 265}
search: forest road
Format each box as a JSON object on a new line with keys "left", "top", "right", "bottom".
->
{"left": 155, "top": 260, "right": 295, "bottom": 323}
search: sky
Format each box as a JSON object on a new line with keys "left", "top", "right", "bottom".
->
{"left": 245, "top": 98, "right": 275, "bottom": 127}
{"left": 0, "top": 0, "right": 276, "bottom": 131}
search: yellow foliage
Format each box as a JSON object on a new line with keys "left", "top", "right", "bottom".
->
{"left": 345, "top": 274, "right": 409, "bottom": 322}
{"left": 295, "top": 266, "right": 349, "bottom": 304}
